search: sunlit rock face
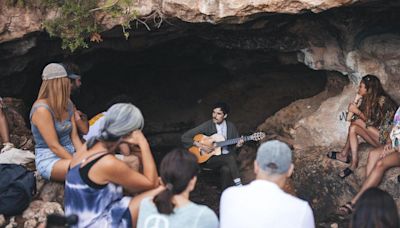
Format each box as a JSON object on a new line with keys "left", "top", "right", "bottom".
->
{"left": 0, "top": 0, "right": 361, "bottom": 42}
{"left": 160, "top": 0, "right": 357, "bottom": 22}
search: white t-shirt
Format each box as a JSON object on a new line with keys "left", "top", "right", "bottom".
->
{"left": 137, "top": 197, "right": 219, "bottom": 228}
{"left": 215, "top": 120, "right": 229, "bottom": 154}
{"left": 220, "top": 179, "right": 315, "bottom": 228}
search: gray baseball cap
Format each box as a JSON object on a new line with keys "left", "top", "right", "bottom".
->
{"left": 42, "top": 63, "right": 68, "bottom": 80}
{"left": 256, "top": 140, "right": 292, "bottom": 174}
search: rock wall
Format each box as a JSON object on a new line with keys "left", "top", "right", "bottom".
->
{"left": 0, "top": 0, "right": 361, "bottom": 43}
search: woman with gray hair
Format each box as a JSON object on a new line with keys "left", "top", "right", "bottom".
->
{"left": 64, "top": 103, "right": 159, "bottom": 228}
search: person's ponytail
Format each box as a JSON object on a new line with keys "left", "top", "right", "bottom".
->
{"left": 152, "top": 148, "right": 199, "bottom": 215}
{"left": 154, "top": 183, "right": 175, "bottom": 214}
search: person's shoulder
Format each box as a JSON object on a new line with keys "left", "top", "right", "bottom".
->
{"left": 195, "top": 204, "right": 219, "bottom": 227}
{"left": 140, "top": 196, "right": 154, "bottom": 208}
{"left": 225, "top": 120, "right": 238, "bottom": 129}
{"left": 221, "top": 185, "right": 245, "bottom": 199}
{"left": 194, "top": 203, "right": 214, "bottom": 213}
{"left": 283, "top": 191, "right": 312, "bottom": 210}
{"left": 31, "top": 100, "right": 51, "bottom": 115}
{"left": 96, "top": 153, "right": 126, "bottom": 172}
{"left": 202, "top": 119, "right": 213, "bottom": 125}
{"left": 32, "top": 99, "right": 49, "bottom": 107}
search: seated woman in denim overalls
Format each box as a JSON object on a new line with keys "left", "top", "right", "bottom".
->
{"left": 30, "top": 63, "right": 82, "bottom": 181}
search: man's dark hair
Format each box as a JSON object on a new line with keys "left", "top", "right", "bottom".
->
{"left": 61, "top": 62, "right": 81, "bottom": 77}
{"left": 212, "top": 102, "right": 230, "bottom": 115}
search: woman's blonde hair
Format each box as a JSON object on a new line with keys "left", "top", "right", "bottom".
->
{"left": 37, "top": 77, "right": 71, "bottom": 121}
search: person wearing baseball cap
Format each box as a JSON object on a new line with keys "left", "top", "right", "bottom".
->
{"left": 30, "top": 63, "right": 83, "bottom": 181}
{"left": 61, "top": 62, "right": 89, "bottom": 135}
{"left": 62, "top": 62, "right": 82, "bottom": 95}
{"left": 220, "top": 140, "right": 315, "bottom": 228}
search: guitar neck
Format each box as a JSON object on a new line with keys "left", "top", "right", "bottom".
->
{"left": 216, "top": 135, "right": 253, "bottom": 147}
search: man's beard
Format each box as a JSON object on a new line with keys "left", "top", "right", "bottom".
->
{"left": 70, "top": 88, "right": 81, "bottom": 104}
{"left": 71, "top": 87, "right": 81, "bottom": 96}
{"left": 213, "top": 118, "right": 222, "bottom": 124}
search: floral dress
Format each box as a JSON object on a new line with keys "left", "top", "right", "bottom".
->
{"left": 357, "top": 95, "right": 397, "bottom": 144}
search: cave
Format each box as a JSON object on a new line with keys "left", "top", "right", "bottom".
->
{"left": 1, "top": 1, "right": 400, "bottom": 227}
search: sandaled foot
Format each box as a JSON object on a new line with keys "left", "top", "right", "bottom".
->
{"left": 339, "top": 167, "right": 353, "bottom": 179}
{"left": 337, "top": 202, "right": 353, "bottom": 216}
{"left": 16, "top": 136, "right": 29, "bottom": 148}
{"left": 327, "top": 151, "right": 351, "bottom": 164}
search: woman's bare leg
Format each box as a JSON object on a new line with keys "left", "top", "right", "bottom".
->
{"left": 351, "top": 152, "right": 400, "bottom": 205}
{"left": 366, "top": 147, "right": 384, "bottom": 176}
{"left": 0, "top": 109, "right": 10, "bottom": 143}
{"left": 337, "top": 137, "right": 351, "bottom": 161}
{"left": 50, "top": 159, "right": 71, "bottom": 182}
{"left": 348, "top": 125, "right": 380, "bottom": 170}
{"left": 337, "top": 119, "right": 370, "bottom": 161}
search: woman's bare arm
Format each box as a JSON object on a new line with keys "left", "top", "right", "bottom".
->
{"left": 70, "top": 113, "right": 83, "bottom": 152}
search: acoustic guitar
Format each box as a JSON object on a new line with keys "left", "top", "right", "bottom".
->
{"left": 189, "top": 132, "right": 266, "bottom": 163}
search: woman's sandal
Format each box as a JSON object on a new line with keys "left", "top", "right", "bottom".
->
{"left": 337, "top": 202, "right": 353, "bottom": 216}
{"left": 339, "top": 167, "right": 353, "bottom": 179}
{"left": 327, "top": 151, "right": 351, "bottom": 164}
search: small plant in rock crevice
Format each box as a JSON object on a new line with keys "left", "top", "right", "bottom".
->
{"left": 5, "top": 0, "right": 161, "bottom": 52}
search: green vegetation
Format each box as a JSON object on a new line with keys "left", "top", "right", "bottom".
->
{"left": 6, "top": 0, "right": 138, "bottom": 52}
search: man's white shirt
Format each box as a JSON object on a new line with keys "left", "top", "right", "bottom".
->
{"left": 215, "top": 120, "right": 229, "bottom": 154}
{"left": 220, "top": 179, "right": 315, "bottom": 228}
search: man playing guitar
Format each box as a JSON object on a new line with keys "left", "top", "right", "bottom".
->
{"left": 182, "top": 102, "right": 243, "bottom": 190}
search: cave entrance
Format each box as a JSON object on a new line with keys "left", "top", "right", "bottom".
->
{"left": 66, "top": 36, "right": 329, "bottom": 212}
{"left": 69, "top": 36, "right": 327, "bottom": 153}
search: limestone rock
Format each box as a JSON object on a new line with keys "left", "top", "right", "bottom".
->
{"left": 258, "top": 72, "right": 349, "bottom": 149}
{"left": 0, "top": 0, "right": 362, "bottom": 42}
{"left": 298, "top": 33, "right": 400, "bottom": 103}
{"left": 293, "top": 85, "right": 355, "bottom": 148}
{"left": 0, "top": 5, "right": 54, "bottom": 42}
{"left": 4, "top": 216, "right": 16, "bottom": 228}
{"left": 22, "top": 200, "right": 64, "bottom": 228}
{"left": 38, "top": 182, "right": 65, "bottom": 205}
{"left": 162, "top": 0, "right": 356, "bottom": 23}
{"left": 0, "top": 214, "right": 5, "bottom": 227}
